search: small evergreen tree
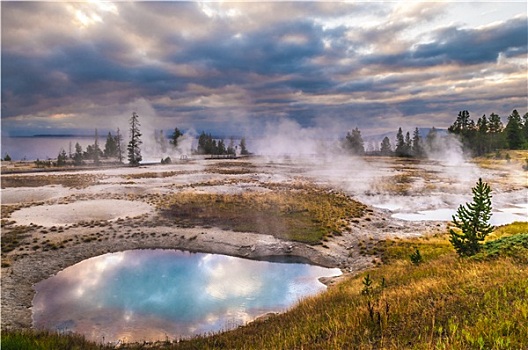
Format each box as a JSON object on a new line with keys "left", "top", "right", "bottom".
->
{"left": 104, "top": 132, "right": 118, "bottom": 158}
{"left": 449, "top": 178, "right": 493, "bottom": 257}
{"left": 380, "top": 136, "right": 392, "bottom": 156}
{"left": 57, "top": 149, "right": 68, "bottom": 166}
{"left": 409, "top": 249, "right": 423, "bottom": 265}
{"left": 239, "top": 137, "right": 249, "bottom": 155}
{"left": 3, "top": 153, "right": 12, "bottom": 161}
{"left": 227, "top": 137, "right": 236, "bottom": 155}
{"left": 171, "top": 128, "right": 183, "bottom": 148}
{"left": 345, "top": 127, "right": 365, "bottom": 155}
{"left": 73, "top": 143, "right": 83, "bottom": 166}
{"left": 127, "top": 112, "right": 143, "bottom": 165}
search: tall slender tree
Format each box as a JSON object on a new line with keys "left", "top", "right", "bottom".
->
{"left": 93, "top": 128, "right": 100, "bottom": 166}
{"left": 505, "top": 109, "right": 525, "bottom": 149}
{"left": 127, "top": 112, "right": 143, "bottom": 165}
{"left": 73, "top": 142, "right": 83, "bottom": 165}
{"left": 411, "top": 127, "right": 425, "bottom": 158}
{"left": 395, "top": 127, "right": 406, "bottom": 157}
{"left": 116, "top": 128, "right": 124, "bottom": 163}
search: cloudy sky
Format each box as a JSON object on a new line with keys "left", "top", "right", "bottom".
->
{"left": 1, "top": 1, "right": 527, "bottom": 137}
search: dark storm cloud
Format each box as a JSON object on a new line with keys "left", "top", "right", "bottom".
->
{"left": 366, "top": 17, "right": 528, "bottom": 67}
{"left": 174, "top": 20, "right": 327, "bottom": 78}
{"left": 1, "top": 2, "right": 526, "bottom": 136}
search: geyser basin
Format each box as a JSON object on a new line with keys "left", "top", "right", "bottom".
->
{"left": 33, "top": 249, "right": 341, "bottom": 344}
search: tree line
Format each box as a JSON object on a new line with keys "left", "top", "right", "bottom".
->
{"left": 47, "top": 112, "right": 250, "bottom": 167}
{"left": 344, "top": 108, "right": 528, "bottom": 158}
{"left": 447, "top": 109, "right": 528, "bottom": 155}
{"left": 344, "top": 126, "right": 429, "bottom": 158}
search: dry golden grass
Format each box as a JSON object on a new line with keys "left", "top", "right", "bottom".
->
{"left": 165, "top": 226, "right": 528, "bottom": 350}
{"left": 1, "top": 173, "right": 103, "bottom": 189}
{"left": 157, "top": 186, "right": 365, "bottom": 244}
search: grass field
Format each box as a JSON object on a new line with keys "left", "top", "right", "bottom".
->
{"left": 3, "top": 222, "right": 527, "bottom": 350}
{"left": 157, "top": 186, "right": 366, "bottom": 244}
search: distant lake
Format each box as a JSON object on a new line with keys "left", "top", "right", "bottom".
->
{"left": 33, "top": 249, "right": 341, "bottom": 344}
{"left": 1, "top": 136, "right": 95, "bottom": 161}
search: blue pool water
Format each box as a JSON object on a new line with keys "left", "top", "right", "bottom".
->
{"left": 32, "top": 249, "right": 341, "bottom": 344}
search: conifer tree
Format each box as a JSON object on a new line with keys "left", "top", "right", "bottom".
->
{"left": 240, "top": 137, "right": 249, "bottom": 155}
{"left": 57, "top": 148, "right": 68, "bottom": 166}
{"left": 449, "top": 178, "right": 493, "bottom": 257}
{"left": 380, "top": 136, "right": 392, "bottom": 156}
{"left": 116, "top": 128, "right": 124, "bottom": 163}
{"left": 73, "top": 142, "right": 83, "bottom": 165}
{"left": 505, "top": 109, "right": 525, "bottom": 149}
{"left": 104, "top": 132, "right": 117, "bottom": 158}
{"left": 127, "top": 112, "right": 143, "bottom": 165}
{"left": 345, "top": 127, "right": 365, "bottom": 155}
{"left": 171, "top": 128, "right": 183, "bottom": 148}
{"left": 93, "top": 128, "right": 100, "bottom": 166}
{"left": 395, "top": 127, "right": 406, "bottom": 157}
{"left": 411, "top": 128, "right": 424, "bottom": 158}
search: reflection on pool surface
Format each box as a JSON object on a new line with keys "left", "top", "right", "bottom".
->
{"left": 33, "top": 250, "right": 341, "bottom": 344}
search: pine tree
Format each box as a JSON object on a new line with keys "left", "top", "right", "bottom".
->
{"left": 449, "top": 178, "right": 493, "bottom": 257}
{"left": 475, "top": 115, "right": 490, "bottom": 155}
{"left": 380, "top": 136, "right": 392, "bottom": 156}
{"left": 425, "top": 127, "right": 439, "bottom": 154}
{"left": 345, "top": 127, "right": 365, "bottom": 155}
{"left": 411, "top": 128, "right": 424, "bottom": 158}
{"left": 57, "top": 148, "right": 68, "bottom": 166}
{"left": 448, "top": 110, "right": 477, "bottom": 152}
{"left": 523, "top": 112, "right": 528, "bottom": 142}
{"left": 488, "top": 113, "right": 506, "bottom": 151}
{"left": 240, "top": 137, "right": 249, "bottom": 155}
{"left": 116, "top": 128, "right": 124, "bottom": 163}
{"left": 127, "top": 112, "right": 143, "bottom": 165}
{"left": 104, "top": 132, "right": 117, "bottom": 158}
{"left": 505, "top": 109, "right": 525, "bottom": 149}
{"left": 171, "top": 128, "right": 183, "bottom": 148}
{"left": 73, "top": 143, "right": 83, "bottom": 165}
{"left": 395, "top": 127, "right": 406, "bottom": 157}
{"left": 93, "top": 129, "right": 101, "bottom": 166}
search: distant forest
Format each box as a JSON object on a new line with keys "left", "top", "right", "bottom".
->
{"left": 344, "top": 109, "right": 528, "bottom": 158}
{"left": 7, "top": 109, "right": 527, "bottom": 167}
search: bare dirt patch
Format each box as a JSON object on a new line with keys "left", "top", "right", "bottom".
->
{"left": 9, "top": 200, "right": 153, "bottom": 227}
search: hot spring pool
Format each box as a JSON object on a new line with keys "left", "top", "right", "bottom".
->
{"left": 32, "top": 249, "right": 341, "bottom": 344}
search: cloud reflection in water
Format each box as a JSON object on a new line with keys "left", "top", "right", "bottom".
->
{"left": 33, "top": 250, "right": 340, "bottom": 343}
